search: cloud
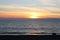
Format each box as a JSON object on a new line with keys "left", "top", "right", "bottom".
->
{"left": 0, "top": 0, "right": 60, "bottom": 18}
{"left": 39, "top": 0, "right": 56, "bottom": 7}
{"left": 0, "top": 4, "right": 60, "bottom": 14}
{"left": 0, "top": 4, "right": 60, "bottom": 18}
{"left": 0, "top": 5, "right": 40, "bottom": 12}
{"left": 0, "top": 5, "right": 49, "bottom": 13}
{"left": 38, "top": 0, "right": 60, "bottom": 14}
{"left": 43, "top": 7, "right": 60, "bottom": 14}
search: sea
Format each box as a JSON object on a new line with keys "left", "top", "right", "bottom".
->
{"left": 0, "top": 18, "right": 60, "bottom": 35}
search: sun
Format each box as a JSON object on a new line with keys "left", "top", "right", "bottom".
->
{"left": 29, "top": 12, "right": 40, "bottom": 19}
{"left": 30, "top": 16, "right": 38, "bottom": 18}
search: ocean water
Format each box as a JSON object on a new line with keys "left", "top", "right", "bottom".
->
{"left": 0, "top": 18, "right": 60, "bottom": 35}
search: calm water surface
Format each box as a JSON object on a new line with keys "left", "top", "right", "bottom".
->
{"left": 0, "top": 18, "right": 60, "bottom": 35}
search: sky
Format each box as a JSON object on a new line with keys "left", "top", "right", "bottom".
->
{"left": 0, "top": 0, "right": 60, "bottom": 18}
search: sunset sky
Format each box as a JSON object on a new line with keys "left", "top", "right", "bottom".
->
{"left": 0, "top": 0, "right": 60, "bottom": 18}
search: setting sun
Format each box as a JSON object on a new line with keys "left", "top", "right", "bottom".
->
{"left": 29, "top": 12, "right": 40, "bottom": 19}
{"left": 30, "top": 16, "right": 38, "bottom": 18}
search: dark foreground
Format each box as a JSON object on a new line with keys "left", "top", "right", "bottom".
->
{"left": 0, "top": 34, "right": 60, "bottom": 40}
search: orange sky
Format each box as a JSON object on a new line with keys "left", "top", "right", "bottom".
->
{"left": 0, "top": 11, "right": 60, "bottom": 18}
{"left": 0, "top": 5, "right": 60, "bottom": 19}
{"left": 0, "top": 0, "right": 60, "bottom": 19}
{"left": 0, "top": 12, "right": 30, "bottom": 18}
